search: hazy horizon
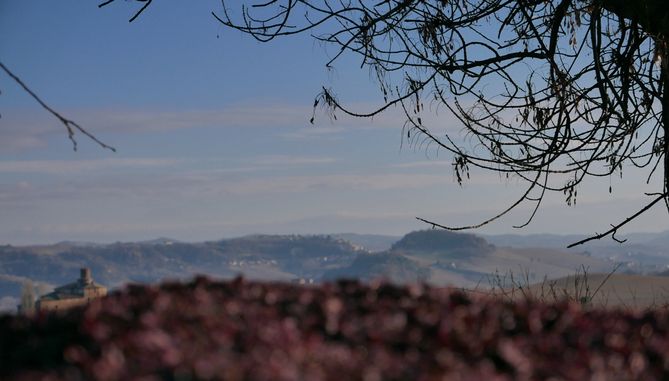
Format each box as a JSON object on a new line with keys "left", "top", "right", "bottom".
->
{"left": 3, "top": 227, "right": 669, "bottom": 247}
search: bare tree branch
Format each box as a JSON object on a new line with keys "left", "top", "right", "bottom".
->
{"left": 98, "top": 0, "right": 153, "bottom": 23}
{"left": 567, "top": 192, "right": 668, "bottom": 247}
{"left": 0, "top": 61, "right": 116, "bottom": 152}
{"left": 213, "top": 0, "right": 669, "bottom": 244}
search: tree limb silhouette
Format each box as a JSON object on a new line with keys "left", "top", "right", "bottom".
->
{"left": 0, "top": 61, "right": 116, "bottom": 152}
{"left": 567, "top": 192, "right": 668, "bottom": 247}
{"left": 211, "top": 0, "right": 669, "bottom": 246}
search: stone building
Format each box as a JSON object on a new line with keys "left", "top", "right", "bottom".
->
{"left": 35, "top": 268, "right": 107, "bottom": 312}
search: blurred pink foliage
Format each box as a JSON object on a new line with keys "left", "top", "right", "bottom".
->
{"left": 2, "top": 276, "right": 669, "bottom": 380}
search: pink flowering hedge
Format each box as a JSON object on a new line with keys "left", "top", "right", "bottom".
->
{"left": 2, "top": 276, "right": 669, "bottom": 380}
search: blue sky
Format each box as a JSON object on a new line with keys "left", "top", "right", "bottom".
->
{"left": 0, "top": 0, "right": 667, "bottom": 244}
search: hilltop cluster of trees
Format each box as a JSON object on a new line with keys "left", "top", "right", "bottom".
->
{"left": 391, "top": 230, "right": 494, "bottom": 255}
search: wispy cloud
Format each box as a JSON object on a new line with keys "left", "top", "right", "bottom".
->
{"left": 2, "top": 99, "right": 465, "bottom": 153}
{"left": 1, "top": 103, "right": 316, "bottom": 153}
{"left": 0, "top": 170, "right": 450, "bottom": 206}
{"left": 163, "top": 155, "right": 339, "bottom": 176}
{"left": 220, "top": 173, "right": 449, "bottom": 195}
{"left": 0, "top": 157, "right": 184, "bottom": 175}
{"left": 250, "top": 155, "right": 337, "bottom": 166}
{"left": 79, "top": 104, "right": 314, "bottom": 133}
{"left": 0, "top": 112, "right": 56, "bottom": 152}
{"left": 393, "top": 160, "right": 452, "bottom": 169}
{"left": 78, "top": 102, "right": 422, "bottom": 134}
{"left": 278, "top": 126, "right": 346, "bottom": 141}
{"left": 0, "top": 134, "right": 48, "bottom": 152}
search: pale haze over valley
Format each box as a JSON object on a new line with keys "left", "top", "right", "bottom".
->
{"left": 1, "top": 1, "right": 668, "bottom": 245}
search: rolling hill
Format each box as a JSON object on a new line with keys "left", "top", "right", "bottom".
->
{"left": 485, "top": 231, "right": 669, "bottom": 274}
{"left": 0, "top": 235, "right": 363, "bottom": 311}
{"left": 325, "top": 230, "right": 615, "bottom": 288}
{"left": 0, "top": 230, "right": 620, "bottom": 312}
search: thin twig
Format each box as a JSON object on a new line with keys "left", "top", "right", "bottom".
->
{"left": 98, "top": 0, "right": 153, "bottom": 23}
{"left": 0, "top": 61, "right": 116, "bottom": 152}
{"left": 590, "top": 263, "right": 623, "bottom": 302}
{"left": 567, "top": 193, "right": 667, "bottom": 248}
{"left": 128, "top": 0, "right": 153, "bottom": 23}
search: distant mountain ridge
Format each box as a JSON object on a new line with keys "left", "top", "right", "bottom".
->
{"left": 484, "top": 230, "right": 669, "bottom": 248}
{"left": 326, "top": 230, "right": 612, "bottom": 286}
{"left": 0, "top": 230, "right": 620, "bottom": 312}
{"left": 484, "top": 231, "right": 669, "bottom": 274}
{"left": 0, "top": 234, "right": 363, "bottom": 311}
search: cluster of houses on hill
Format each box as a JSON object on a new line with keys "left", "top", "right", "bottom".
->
{"left": 18, "top": 268, "right": 107, "bottom": 314}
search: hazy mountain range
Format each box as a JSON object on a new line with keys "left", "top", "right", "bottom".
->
{"left": 484, "top": 231, "right": 669, "bottom": 271}
{"left": 3, "top": 229, "right": 656, "bottom": 312}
